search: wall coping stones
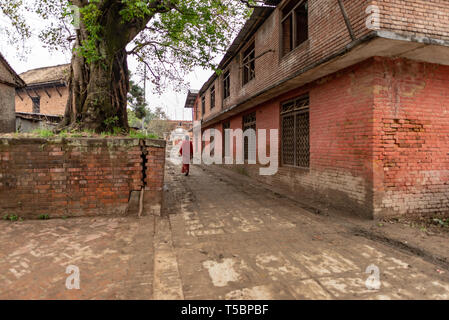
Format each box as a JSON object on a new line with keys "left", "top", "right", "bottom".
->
{"left": 0, "top": 137, "right": 166, "bottom": 148}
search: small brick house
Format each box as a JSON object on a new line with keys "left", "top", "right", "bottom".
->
{"left": 15, "top": 64, "right": 70, "bottom": 116}
{"left": 191, "top": 0, "right": 449, "bottom": 219}
{"left": 0, "top": 53, "right": 25, "bottom": 133}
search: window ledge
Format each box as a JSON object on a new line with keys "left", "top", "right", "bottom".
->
{"left": 281, "top": 164, "right": 311, "bottom": 171}
{"left": 281, "top": 39, "right": 310, "bottom": 61}
{"left": 242, "top": 78, "right": 256, "bottom": 88}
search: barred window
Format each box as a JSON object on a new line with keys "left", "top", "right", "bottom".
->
{"left": 201, "top": 138, "right": 206, "bottom": 153}
{"left": 242, "top": 112, "right": 256, "bottom": 160}
{"left": 210, "top": 135, "right": 215, "bottom": 157}
{"left": 222, "top": 121, "right": 231, "bottom": 158}
{"left": 281, "top": 95, "right": 309, "bottom": 168}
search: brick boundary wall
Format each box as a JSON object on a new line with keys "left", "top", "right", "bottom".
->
{"left": 0, "top": 137, "right": 166, "bottom": 219}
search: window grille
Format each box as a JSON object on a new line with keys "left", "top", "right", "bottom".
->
{"left": 223, "top": 121, "right": 231, "bottom": 158}
{"left": 281, "top": 94, "right": 310, "bottom": 168}
{"left": 242, "top": 112, "right": 256, "bottom": 160}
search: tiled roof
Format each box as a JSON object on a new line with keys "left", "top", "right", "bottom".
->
{"left": 20, "top": 64, "right": 70, "bottom": 86}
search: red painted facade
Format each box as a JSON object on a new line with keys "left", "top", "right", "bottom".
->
{"left": 190, "top": 0, "right": 449, "bottom": 219}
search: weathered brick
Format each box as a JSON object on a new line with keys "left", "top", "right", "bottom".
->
{"left": 0, "top": 138, "right": 166, "bottom": 219}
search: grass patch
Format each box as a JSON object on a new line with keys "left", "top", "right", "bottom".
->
{"left": 129, "top": 130, "right": 159, "bottom": 139}
{"left": 432, "top": 218, "right": 449, "bottom": 228}
{"left": 59, "top": 130, "right": 69, "bottom": 138}
{"left": 32, "top": 128, "right": 55, "bottom": 138}
{"left": 38, "top": 214, "right": 50, "bottom": 220}
{"left": 2, "top": 214, "right": 21, "bottom": 222}
{"left": 70, "top": 129, "right": 95, "bottom": 138}
{"left": 24, "top": 128, "right": 159, "bottom": 140}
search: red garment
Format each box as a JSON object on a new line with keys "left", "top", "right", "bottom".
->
{"left": 179, "top": 141, "right": 193, "bottom": 174}
{"left": 182, "top": 164, "right": 190, "bottom": 174}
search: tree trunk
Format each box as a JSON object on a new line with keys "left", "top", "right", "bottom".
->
{"left": 61, "top": 4, "right": 131, "bottom": 133}
{"left": 82, "top": 49, "right": 129, "bottom": 132}
{"left": 62, "top": 49, "right": 130, "bottom": 132}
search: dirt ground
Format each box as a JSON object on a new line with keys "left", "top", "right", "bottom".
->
{"left": 1, "top": 155, "right": 449, "bottom": 299}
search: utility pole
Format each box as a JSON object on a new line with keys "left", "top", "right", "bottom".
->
{"left": 143, "top": 65, "right": 147, "bottom": 104}
{"left": 142, "top": 66, "right": 147, "bottom": 131}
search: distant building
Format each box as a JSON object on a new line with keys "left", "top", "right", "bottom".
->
{"left": 13, "top": 64, "right": 68, "bottom": 132}
{"left": 0, "top": 53, "right": 25, "bottom": 133}
{"left": 15, "top": 64, "right": 69, "bottom": 116}
{"left": 155, "top": 120, "right": 193, "bottom": 141}
{"left": 184, "top": 89, "right": 199, "bottom": 122}
{"left": 170, "top": 127, "right": 189, "bottom": 146}
{"left": 168, "top": 120, "right": 193, "bottom": 134}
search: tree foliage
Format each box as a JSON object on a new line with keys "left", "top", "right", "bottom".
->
{"left": 128, "top": 79, "right": 147, "bottom": 119}
{"left": 1, "top": 0, "right": 253, "bottom": 91}
{"left": 146, "top": 106, "right": 171, "bottom": 138}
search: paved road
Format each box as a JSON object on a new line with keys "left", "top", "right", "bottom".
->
{"left": 162, "top": 160, "right": 449, "bottom": 300}
{"left": 1, "top": 158, "right": 449, "bottom": 300}
{"left": 0, "top": 216, "right": 155, "bottom": 299}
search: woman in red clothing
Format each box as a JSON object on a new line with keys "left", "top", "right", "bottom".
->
{"left": 179, "top": 135, "right": 194, "bottom": 176}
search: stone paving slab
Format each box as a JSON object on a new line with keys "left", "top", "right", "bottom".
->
{"left": 0, "top": 216, "right": 155, "bottom": 299}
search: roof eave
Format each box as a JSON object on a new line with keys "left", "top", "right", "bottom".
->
{"left": 0, "top": 53, "right": 26, "bottom": 88}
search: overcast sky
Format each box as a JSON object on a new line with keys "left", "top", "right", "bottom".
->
{"left": 0, "top": 10, "right": 221, "bottom": 121}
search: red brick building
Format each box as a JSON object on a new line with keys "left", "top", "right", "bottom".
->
{"left": 191, "top": 0, "right": 449, "bottom": 219}
{"left": 15, "top": 64, "right": 70, "bottom": 116}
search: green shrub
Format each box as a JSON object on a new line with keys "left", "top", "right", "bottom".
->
{"left": 59, "top": 130, "right": 69, "bottom": 138}
{"left": 33, "top": 129, "right": 55, "bottom": 138}
{"left": 2, "top": 214, "right": 19, "bottom": 222}
{"left": 104, "top": 116, "right": 119, "bottom": 129}
{"left": 129, "top": 131, "right": 158, "bottom": 139}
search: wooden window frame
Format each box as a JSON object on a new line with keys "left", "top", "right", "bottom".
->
{"left": 223, "top": 70, "right": 230, "bottom": 100}
{"left": 210, "top": 85, "right": 216, "bottom": 109}
{"left": 281, "top": 0, "right": 309, "bottom": 57}
{"left": 31, "top": 96, "right": 41, "bottom": 114}
{"left": 201, "top": 96, "right": 206, "bottom": 116}
{"left": 242, "top": 41, "right": 256, "bottom": 86}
